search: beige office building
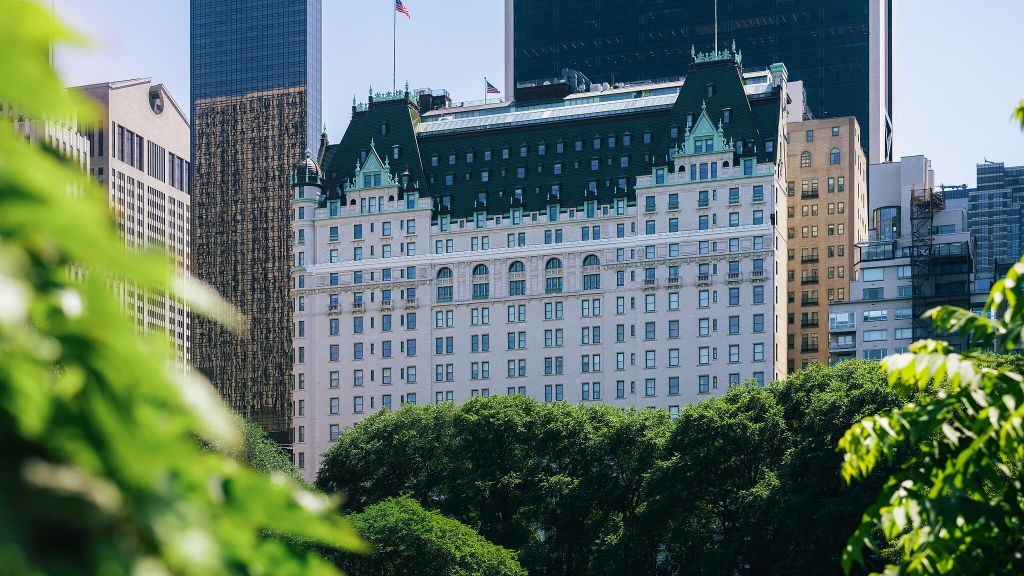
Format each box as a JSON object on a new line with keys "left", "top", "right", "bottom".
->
{"left": 785, "top": 117, "right": 868, "bottom": 370}
{"left": 3, "top": 100, "right": 91, "bottom": 172}
{"left": 74, "top": 78, "right": 192, "bottom": 364}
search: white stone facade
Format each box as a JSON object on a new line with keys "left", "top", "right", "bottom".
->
{"left": 74, "top": 79, "right": 192, "bottom": 365}
{"left": 291, "top": 115, "right": 788, "bottom": 478}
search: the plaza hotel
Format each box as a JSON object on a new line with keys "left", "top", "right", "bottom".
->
{"left": 291, "top": 49, "right": 791, "bottom": 476}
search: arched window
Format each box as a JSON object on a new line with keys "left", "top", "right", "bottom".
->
{"left": 509, "top": 261, "right": 525, "bottom": 273}
{"left": 472, "top": 265, "right": 490, "bottom": 299}
{"left": 437, "top": 267, "right": 453, "bottom": 279}
{"left": 545, "top": 258, "right": 563, "bottom": 270}
{"left": 829, "top": 148, "right": 841, "bottom": 165}
{"left": 583, "top": 254, "right": 600, "bottom": 267}
{"left": 800, "top": 151, "right": 811, "bottom": 168}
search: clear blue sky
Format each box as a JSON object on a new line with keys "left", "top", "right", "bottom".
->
{"left": 54, "top": 0, "right": 1023, "bottom": 187}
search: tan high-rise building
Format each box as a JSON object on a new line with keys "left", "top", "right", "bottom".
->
{"left": 785, "top": 117, "right": 868, "bottom": 371}
{"left": 74, "top": 78, "right": 192, "bottom": 364}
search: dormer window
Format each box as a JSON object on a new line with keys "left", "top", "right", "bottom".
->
{"left": 520, "top": 144, "right": 528, "bottom": 157}
{"left": 722, "top": 108, "right": 731, "bottom": 124}
{"left": 670, "top": 126, "right": 679, "bottom": 138}
{"left": 380, "top": 122, "right": 390, "bottom": 136}
{"left": 466, "top": 151, "right": 474, "bottom": 163}
{"left": 538, "top": 142, "right": 546, "bottom": 155}
{"left": 431, "top": 153, "right": 439, "bottom": 167}
{"left": 360, "top": 149, "right": 368, "bottom": 163}
{"left": 484, "top": 149, "right": 492, "bottom": 161}
{"left": 706, "top": 84, "right": 714, "bottom": 97}
{"left": 392, "top": 145, "right": 401, "bottom": 159}
{"left": 448, "top": 153, "right": 456, "bottom": 165}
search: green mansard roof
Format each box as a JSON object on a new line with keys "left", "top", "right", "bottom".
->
{"left": 321, "top": 55, "right": 784, "bottom": 220}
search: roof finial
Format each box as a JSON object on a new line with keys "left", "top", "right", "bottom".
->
{"left": 701, "top": 99, "right": 707, "bottom": 112}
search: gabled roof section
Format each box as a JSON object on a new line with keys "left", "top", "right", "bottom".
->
{"left": 653, "top": 53, "right": 781, "bottom": 166}
{"left": 323, "top": 93, "right": 425, "bottom": 196}
{"left": 344, "top": 140, "right": 400, "bottom": 192}
{"left": 674, "top": 103, "right": 735, "bottom": 159}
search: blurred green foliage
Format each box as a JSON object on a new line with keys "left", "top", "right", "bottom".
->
{"left": 0, "top": 1, "right": 361, "bottom": 574}
{"left": 332, "top": 497, "right": 527, "bottom": 576}
{"left": 841, "top": 259, "right": 1024, "bottom": 575}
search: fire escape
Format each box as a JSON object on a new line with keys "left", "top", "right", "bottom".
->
{"left": 910, "top": 186, "right": 973, "bottom": 348}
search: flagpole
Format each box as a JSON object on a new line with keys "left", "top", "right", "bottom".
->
{"left": 483, "top": 78, "right": 487, "bottom": 105}
{"left": 393, "top": 3, "right": 397, "bottom": 92}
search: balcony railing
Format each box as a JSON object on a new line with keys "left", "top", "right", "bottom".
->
{"left": 801, "top": 298, "right": 819, "bottom": 306}
{"left": 801, "top": 190, "right": 819, "bottom": 199}
{"left": 667, "top": 276, "right": 680, "bottom": 284}
{"left": 352, "top": 302, "right": 364, "bottom": 312}
{"left": 667, "top": 201, "right": 680, "bottom": 210}
{"left": 801, "top": 345, "right": 820, "bottom": 353}
{"left": 405, "top": 298, "right": 418, "bottom": 307}
{"left": 829, "top": 320, "right": 857, "bottom": 331}
{"left": 801, "top": 277, "right": 819, "bottom": 285}
{"left": 643, "top": 278, "right": 657, "bottom": 287}
{"left": 829, "top": 341, "right": 857, "bottom": 351}
{"left": 727, "top": 272, "right": 741, "bottom": 281}
{"left": 801, "top": 320, "right": 819, "bottom": 328}
{"left": 801, "top": 256, "right": 819, "bottom": 264}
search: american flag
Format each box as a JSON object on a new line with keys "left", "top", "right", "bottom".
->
{"left": 485, "top": 79, "right": 501, "bottom": 94}
{"left": 395, "top": 0, "right": 411, "bottom": 18}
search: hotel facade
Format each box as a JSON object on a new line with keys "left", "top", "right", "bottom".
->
{"left": 291, "top": 50, "right": 791, "bottom": 477}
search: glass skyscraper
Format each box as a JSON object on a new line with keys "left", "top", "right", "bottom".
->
{"left": 191, "top": 0, "right": 322, "bottom": 439}
{"left": 969, "top": 162, "right": 1024, "bottom": 290}
{"left": 506, "top": 0, "right": 891, "bottom": 163}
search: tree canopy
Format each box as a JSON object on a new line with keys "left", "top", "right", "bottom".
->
{"left": 318, "top": 364, "right": 907, "bottom": 576}
{"left": 332, "top": 496, "right": 527, "bottom": 576}
{"left": 841, "top": 259, "right": 1024, "bottom": 575}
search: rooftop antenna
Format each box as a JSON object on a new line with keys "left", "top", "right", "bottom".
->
{"left": 714, "top": 0, "right": 718, "bottom": 53}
